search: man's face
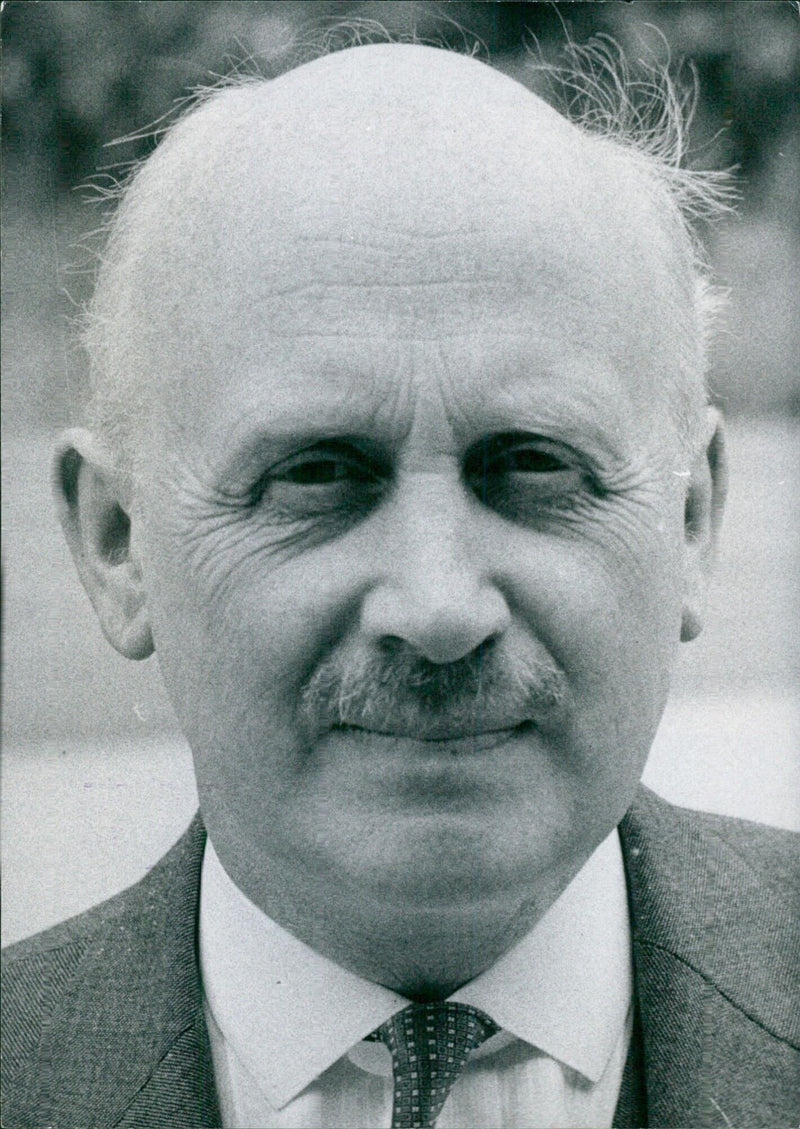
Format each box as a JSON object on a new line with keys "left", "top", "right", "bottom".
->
{"left": 124, "top": 50, "right": 697, "bottom": 951}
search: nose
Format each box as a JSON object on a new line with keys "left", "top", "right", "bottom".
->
{"left": 360, "top": 476, "right": 511, "bottom": 664}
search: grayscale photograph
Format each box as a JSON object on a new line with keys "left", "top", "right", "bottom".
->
{"left": 2, "top": 2, "right": 798, "bottom": 1127}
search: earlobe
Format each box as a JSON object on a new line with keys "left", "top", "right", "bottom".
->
{"left": 680, "top": 408, "right": 728, "bottom": 642}
{"left": 54, "top": 429, "right": 154, "bottom": 660}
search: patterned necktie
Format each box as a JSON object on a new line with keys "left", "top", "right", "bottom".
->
{"left": 371, "top": 1001, "right": 500, "bottom": 1129}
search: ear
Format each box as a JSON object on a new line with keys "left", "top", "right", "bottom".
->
{"left": 680, "top": 407, "right": 728, "bottom": 642}
{"left": 54, "top": 429, "right": 154, "bottom": 660}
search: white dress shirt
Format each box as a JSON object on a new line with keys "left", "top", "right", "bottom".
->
{"left": 200, "top": 831, "right": 632, "bottom": 1129}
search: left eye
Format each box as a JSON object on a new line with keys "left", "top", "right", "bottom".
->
{"left": 465, "top": 434, "right": 575, "bottom": 481}
{"left": 485, "top": 447, "right": 569, "bottom": 475}
{"left": 464, "top": 434, "right": 588, "bottom": 518}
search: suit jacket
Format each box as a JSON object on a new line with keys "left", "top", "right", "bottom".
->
{"left": 2, "top": 786, "right": 798, "bottom": 1129}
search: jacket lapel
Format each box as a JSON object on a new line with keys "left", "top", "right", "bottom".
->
{"left": 35, "top": 815, "right": 220, "bottom": 1128}
{"left": 114, "top": 1013, "right": 220, "bottom": 1129}
{"left": 619, "top": 787, "right": 800, "bottom": 1129}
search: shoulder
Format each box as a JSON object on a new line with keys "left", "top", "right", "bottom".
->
{"left": 1, "top": 817, "right": 206, "bottom": 1124}
{"left": 2, "top": 867, "right": 145, "bottom": 1089}
{"left": 2, "top": 920, "right": 95, "bottom": 1117}
{"left": 622, "top": 786, "right": 799, "bottom": 1045}
{"left": 623, "top": 785, "right": 798, "bottom": 894}
{"left": 3, "top": 811, "right": 206, "bottom": 969}
{"left": 685, "top": 803, "right": 798, "bottom": 888}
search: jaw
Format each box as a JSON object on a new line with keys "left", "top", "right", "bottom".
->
{"left": 202, "top": 755, "right": 601, "bottom": 999}
{"left": 293, "top": 831, "right": 592, "bottom": 1000}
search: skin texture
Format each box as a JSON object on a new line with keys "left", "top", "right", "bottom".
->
{"left": 57, "top": 45, "right": 726, "bottom": 998}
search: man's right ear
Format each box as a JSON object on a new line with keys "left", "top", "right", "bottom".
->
{"left": 54, "top": 429, "right": 154, "bottom": 660}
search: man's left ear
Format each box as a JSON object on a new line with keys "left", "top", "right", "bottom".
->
{"left": 680, "top": 407, "right": 728, "bottom": 642}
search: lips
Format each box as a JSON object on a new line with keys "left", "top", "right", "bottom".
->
{"left": 334, "top": 720, "right": 534, "bottom": 748}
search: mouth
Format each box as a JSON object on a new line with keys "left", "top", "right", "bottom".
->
{"left": 333, "top": 721, "right": 534, "bottom": 752}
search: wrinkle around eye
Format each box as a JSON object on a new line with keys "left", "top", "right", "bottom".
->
{"left": 166, "top": 491, "right": 354, "bottom": 603}
{"left": 255, "top": 478, "right": 384, "bottom": 524}
{"left": 473, "top": 474, "right": 590, "bottom": 525}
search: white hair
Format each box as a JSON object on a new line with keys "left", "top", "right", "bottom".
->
{"left": 524, "top": 34, "right": 735, "bottom": 451}
{"left": 78, "top": 27, "right": 735, "bottom": 473}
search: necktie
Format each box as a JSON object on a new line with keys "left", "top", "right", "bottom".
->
{"left": 372, "top": 1001, "right": 500, "bottom": 1129}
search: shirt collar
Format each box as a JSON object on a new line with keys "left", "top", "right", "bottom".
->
{"left": 200, "top": 830, "right": 631, "bottom": 1110}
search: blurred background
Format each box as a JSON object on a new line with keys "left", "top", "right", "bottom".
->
{"left": 2, "top": 1, "right": 799, "bottom": 944}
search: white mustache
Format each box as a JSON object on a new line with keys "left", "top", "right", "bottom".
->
{"left": 299, "top": 646, "right": 567, "bottom": 741}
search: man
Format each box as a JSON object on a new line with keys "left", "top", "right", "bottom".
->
{"left": 2, "top": 41, "right": 797, "bottom": 1129}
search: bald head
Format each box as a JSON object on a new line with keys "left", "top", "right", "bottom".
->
{"left": 84, "top": 43, "right": 711, "bottom": 475}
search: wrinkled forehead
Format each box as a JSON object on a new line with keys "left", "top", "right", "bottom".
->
{"left": 99, "top": 45, "right": 697, "bottom": 431}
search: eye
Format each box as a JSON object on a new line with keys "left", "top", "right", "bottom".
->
{"left": 252, "top": 441, "right": 385, "bottom": 521}
{"left": 278, "top": 457, "right": 373, "bottom": 486}
{"left": 465, "top": 433, "right": 587, "bottom": 516}
{"left": 486, "top": 446, "right": 570, "bottom": 475}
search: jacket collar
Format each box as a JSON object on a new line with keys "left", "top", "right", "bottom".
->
{"left": 37, "top": 787, "right": 798, "bottom": 1128}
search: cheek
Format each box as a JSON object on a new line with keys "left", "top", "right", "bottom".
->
{"left": 139, "top": 511, "right": 361, "bottom": 742}
{"left": 507, "top": 516, "right": 684, "bottom": 737}
{"left": 501, "top": 526, "right": 683, "bottom": 842}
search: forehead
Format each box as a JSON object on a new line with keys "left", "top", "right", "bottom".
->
{"left": 111, "top": 46, "right": 694, "bottom": 455}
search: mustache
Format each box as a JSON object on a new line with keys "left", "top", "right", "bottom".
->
{"left": 299, "top": 645, "right": 567, "bottom": 740}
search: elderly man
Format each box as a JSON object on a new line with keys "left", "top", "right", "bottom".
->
{"left": 2, "top": 42, "right": 797, "bottom": 1129}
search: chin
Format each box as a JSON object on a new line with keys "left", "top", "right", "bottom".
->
{"left": 332, "top": 813, "right": 561, "bottom": 910}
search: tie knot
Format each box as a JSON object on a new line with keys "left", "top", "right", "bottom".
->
{"left": 373, "top": 1001, "right": 500, "bottom": 1128}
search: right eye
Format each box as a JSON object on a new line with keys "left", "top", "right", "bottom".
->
{"left": 253, "top": 442, "right": 385, "bottom": 521}
{"left": 277, "top": 457, "right": 372, "bottom": 486}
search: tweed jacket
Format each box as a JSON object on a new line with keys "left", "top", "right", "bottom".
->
{"left": 2, "top": 786, "right": 798, "bottom": 1128}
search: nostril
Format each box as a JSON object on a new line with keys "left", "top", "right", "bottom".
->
{"left": 378, "top": 635, "right": 409, "bottom": 657}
